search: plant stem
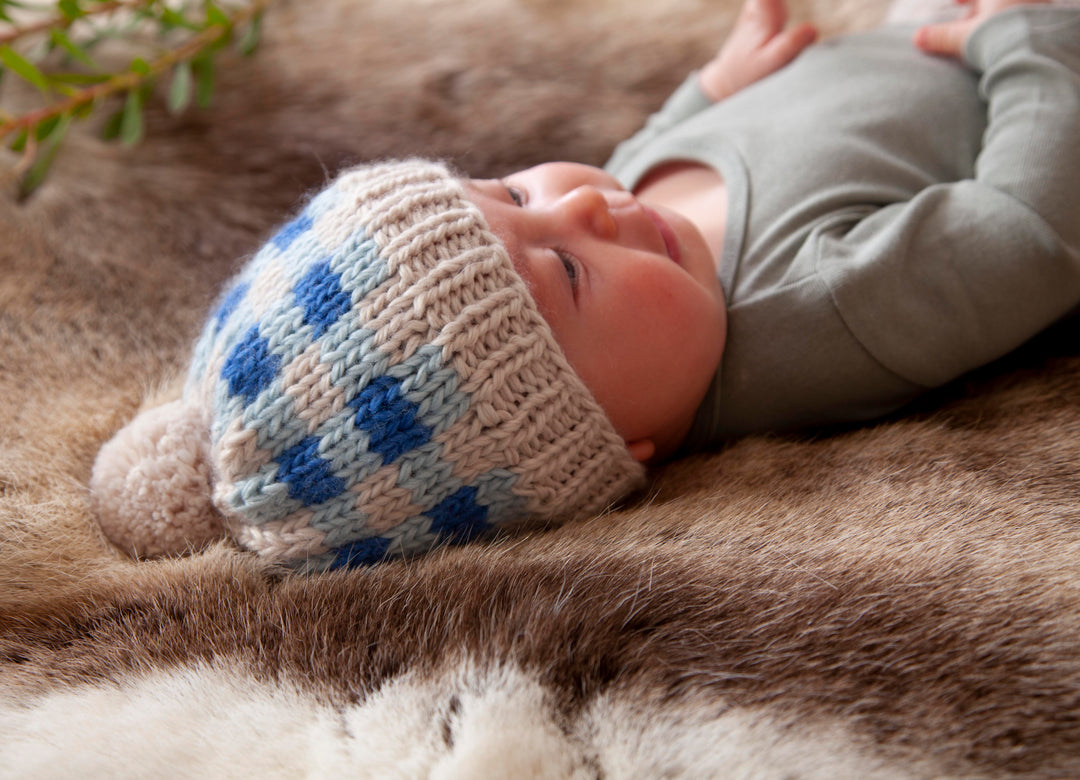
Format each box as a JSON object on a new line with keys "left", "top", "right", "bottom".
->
{"left": 0, "top": 0, "right": 152, "bottom": 47}
{"left": 0, "top": 0, "right": 266, "bottom": 140}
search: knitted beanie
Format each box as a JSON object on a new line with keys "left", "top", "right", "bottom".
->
{"left": 91, "top": 159, "right": 645, "bottom": 571}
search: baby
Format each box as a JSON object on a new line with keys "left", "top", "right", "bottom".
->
{"left": 92, "top": 0, "right": 1080, "bottom": 569}
{"left": 475, "top": 0, "right": 1080, "bottom": 453}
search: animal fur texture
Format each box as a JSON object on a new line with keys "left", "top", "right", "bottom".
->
{"left": 2, "top": 0, "right": 1079, "bottom": 776}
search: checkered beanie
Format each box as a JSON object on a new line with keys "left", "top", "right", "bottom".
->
{"left": 91, "top": 159, "right": 645, "bottom": 571}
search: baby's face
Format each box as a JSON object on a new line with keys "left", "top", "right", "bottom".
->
{"left": 465, "top": 162, "right": 726, "bottom": 461}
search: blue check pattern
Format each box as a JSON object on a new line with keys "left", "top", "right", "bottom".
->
{"left": 185, "top": 182, "right": 522, "bottom": 569}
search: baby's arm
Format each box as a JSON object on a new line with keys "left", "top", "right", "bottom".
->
{"left": 698, "top": 0, "right": 818, "bottom": 102}
{"left": 912, "top": 0, "right": 1045, "bottom": 56}
{"left": 606, "top": 0, "right": 815, "bottom": 175}
{"left": 819, "top": 3, "right": 1080, "bottom": 390}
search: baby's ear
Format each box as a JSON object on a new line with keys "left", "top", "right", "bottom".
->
{"left": 626, "top": 439, "right": 656, "bottom": 464}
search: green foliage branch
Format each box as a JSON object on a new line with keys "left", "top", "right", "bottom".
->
{"left": 0, "top": 0, "right": 267, "bottom": 198}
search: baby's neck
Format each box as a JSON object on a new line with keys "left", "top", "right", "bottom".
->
{"left": 634, "top": 162, "right": 727, "bottom": 271}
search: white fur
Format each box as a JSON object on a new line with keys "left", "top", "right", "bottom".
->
{"left": 0, "top": 666, "right": 343, "bottom": 779}
{"left": 583, "top": 695, "right": 924, "bottom": 779}
{"left": 0, "top": 662, "right": 929, "bottom": 778}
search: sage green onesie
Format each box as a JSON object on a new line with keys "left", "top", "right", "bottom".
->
{"left": 605, "top": 6, "right": 1080, "bottom": 443}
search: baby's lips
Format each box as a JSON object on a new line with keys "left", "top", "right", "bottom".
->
{"left": 643, "top": 204, "right": 682, "bottom": 264}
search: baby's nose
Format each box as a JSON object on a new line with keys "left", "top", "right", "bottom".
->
{"left": 562, "top": 186, "right": 617, "bottom": 240}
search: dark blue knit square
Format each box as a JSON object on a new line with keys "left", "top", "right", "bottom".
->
{"left": 294, "top": 261, "right": 351, "bottom": 338}
{"left": 328, "top": 535, "right": 392, "bottom": 569}
{"left": 221, "top": 325, "right": 281, "bottom": 403}
{"left": 349, "top": 375, "right": 432, "bottom": 464}
{"left": 428, "top": 486, "right": 490, "bottom": 544}
{"left": 275, "top": 436, "right": 347, "bottom": 506}
{"left": 213, "top": 282, "right": 249, "bottom": 331}
{"left": 271, "top": 213, "right": 313, "bottom": 252}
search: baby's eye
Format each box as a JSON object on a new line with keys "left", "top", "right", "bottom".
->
{"left": 556, "top": 250, "right": 579, "bottom": 290}
{"left": 505, "top": 184, "right": 525, "bottom": 206}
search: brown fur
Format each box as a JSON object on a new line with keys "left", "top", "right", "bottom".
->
{"left": 2, "top": 0, "right": 1079, "bottom": 776}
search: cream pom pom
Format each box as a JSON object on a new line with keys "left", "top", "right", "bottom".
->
{"left": 91, "top": 400, "right": 225, "bottom": 558}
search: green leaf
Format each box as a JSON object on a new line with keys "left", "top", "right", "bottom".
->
{"left": 58, "top": 0, "right": 83, "bottom": 21}
{"left": 168, "top": 60, "right": 193, "bottom": 114}
{"left": 238, "top": 11, "right": 262, "bottom": 56}
{"left": 120, "top": 89, "right": 144, "bottom": 146}
{"left": 100, "top": 108, "right": 123, "bottom": 140}
{"left": 72, "top": 98, "right": 95, "bottom": 119}
{"left": 18, "top": 114, "right": 71, "bottom": 201}
{"left": 0, "top": 0, "right": 26, "bottom": 24}
{"left": 205, "top": 2, "right": 231, "bottom": 28}
{"left": 48, "top": 71, "right": 112, "bottom": 86}
{"left": 0, "top": 45, "right": 50, "bottom": 93}
{"left": 34, "top": 114, "right": 60, "bottom": 140}
{"left": 9, "top": 127, "right": 27, "bottom": 152}
{"left": 49, "top": 28, "right": 100, "bottom": 69}
{"left": 159, "top": 6, "right": 199, "bottom": 31}
{"left": 130, "top": 56, "right": 151, "bottom": 76}
{"left": 192, "top": 56, "right": 214, "bottom": 108}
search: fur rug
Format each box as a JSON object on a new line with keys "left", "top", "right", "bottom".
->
{"left": 2, "top": 0, "right": 1079, "bottom": 776}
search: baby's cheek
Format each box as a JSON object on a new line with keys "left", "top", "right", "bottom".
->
{"left": 630, "top": 273, "right": 702, "bottom": 328}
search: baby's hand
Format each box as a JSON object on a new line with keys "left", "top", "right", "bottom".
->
{"left": 698, "top": 0, "right": 818, "bottom": 103}
{"left": 914, "top": 0, "right": 1048, "bottom": 57}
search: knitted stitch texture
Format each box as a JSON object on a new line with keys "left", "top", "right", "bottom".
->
{"left": 181, "top": 159, "right": 644, "bottom": 571}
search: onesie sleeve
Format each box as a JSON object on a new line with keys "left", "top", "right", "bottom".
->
{"left": 604, "top": 74, "right": 714, "bottom": 176}
{"left": 816, "top": 6, "right": 1080, "bottom": 389}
